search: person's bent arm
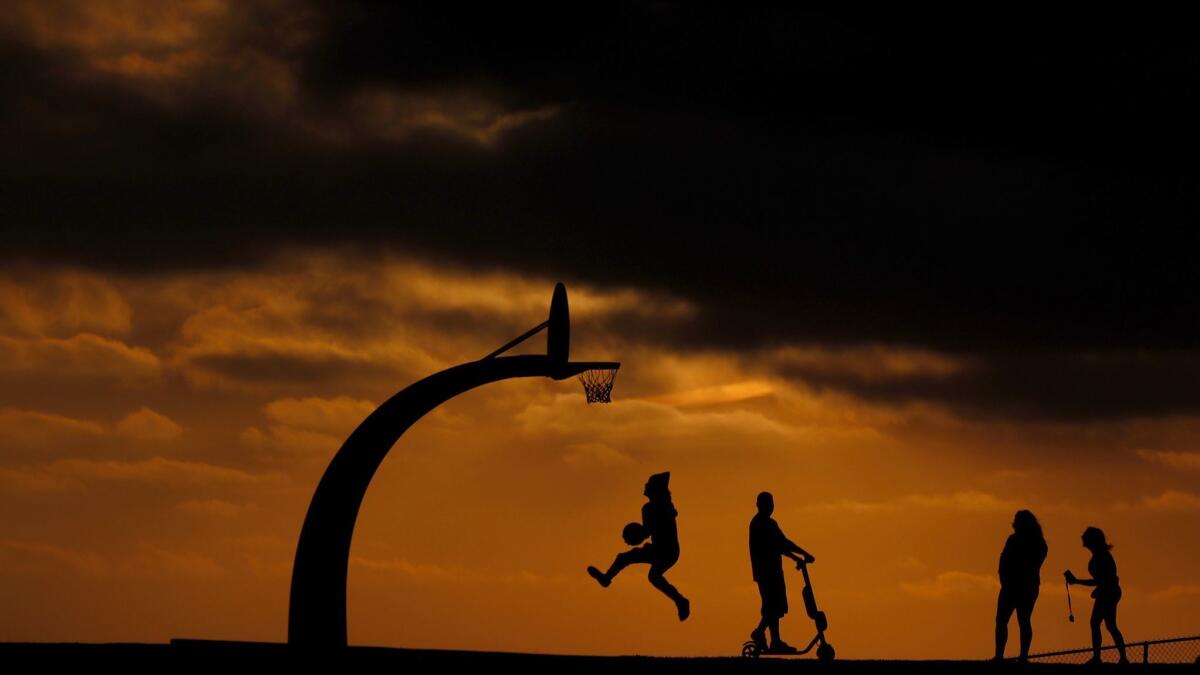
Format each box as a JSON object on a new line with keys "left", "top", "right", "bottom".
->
{"left": 1064, "top": 570, "right": 1096, "bottom": 586}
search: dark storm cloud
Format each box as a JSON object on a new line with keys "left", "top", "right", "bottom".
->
{"left": 780, "top": 350, "right": 1200, "bottom": 422}
{"left": 3, "top": 3, "right": 1200, "bottom": 419}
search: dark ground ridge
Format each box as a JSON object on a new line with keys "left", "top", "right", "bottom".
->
{"left": 1, "top": 641, "right": 1196, "bottom": 674}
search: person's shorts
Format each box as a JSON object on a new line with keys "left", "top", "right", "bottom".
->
{"left": 757, "top": 574, "right": 788, "bottom": 619}
{"left": 625, "top": 542, "right": 679, "bottom": 574}
{"left": 996, "top": 584, "right": 1039, "bottom": 620}
{"left": 1091, "top": 586, "right": 1121, "bottom": 605}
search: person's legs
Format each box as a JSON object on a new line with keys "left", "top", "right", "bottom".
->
{"left": 995, "top": 588, "right": 1015, "bottom": 660}
{"left": 649, "top": 559, "right": 689, "bottom": 621}
{"left": 1090, "top": 600, "right": 1104, "bottom": 662}
{"left": 752, "top": 584, "right": 770, "bottom": 647}
{"left": 1015, "top": 599, "right": 1035, "bottom": 661}
{"left": 766, "top": 618, "right": 781, "bottom": 645}
{"left": 765, "top": 576, "right": 792, "bottom": 651}
{"left": 751, "top": 618, "right": 769, "bottom": 644}
{"left": 1102, "top": 596, "right": 1126, "bottom": 663}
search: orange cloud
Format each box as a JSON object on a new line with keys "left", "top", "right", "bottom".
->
{"left": 240, "top": 423, "right": 342, "bottom": 458}
{"left": 137, "top": 542, "right": 227, "bottom": 579}
{"left": 1125, "top": 490, "right": 1200, "bottom": 512}
{"left": 234, "top": 395, "right": 379, "bottom": 458}
{"left": 47, "top": 456, "right": 279, "bottom": 486}
{"left": 6, "top": 1, "right": 228, "bottom": 53}
{"left": 900, "top": 570, "right": 998, "bottom": 598}
{"left": 0, "top": 465, "right": 82, "bottom": 493}
{"left": 0, "top": 333, "right": 160, "bottom": 382}
{"left": 772, "top": 345, "right": 967, "bottom": 382}
{"left": 115, "top": 407, "right": 183, "bottom": 442}
{"left": 0, "top": 408, "right": 105, "bottom": 448}
{"left": 1149, "top": 584, "right": 1200, "bottom": 600}
{"left": 646, "top": 380, "right": 774, "bottom": 407}
{"left": 562, "top": 442, "right": 634, "bottom": 467}
{"left": 801, "top": 491, "right": 1023, "bottom": 514}
{"left": 174, "top": 498, "right": 258, "bottom": 518}
{"left": 1136, "top": 448, "right": 1200, "bottom": 471}
{"left": 262, "top": 396, "right": 375, "bottom": 436}
{"left": 338, "top": 89, "right": 560, "bottom": 147}
{"left": 0, "top": 271, "right": 132, "bottom": 337}
{"left": 3, "top": 540, "right": 110, "bottom": 576}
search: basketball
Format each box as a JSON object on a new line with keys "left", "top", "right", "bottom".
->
{"left": 622, "top": 522, "right": 647, "bottom": 545}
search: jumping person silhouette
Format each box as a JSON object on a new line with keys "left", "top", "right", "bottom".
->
{"left": 749, "top": 491, "right": 815, "bottom": 654}
{"left": 993, "top": 509, "right": 1048, "bottom": 662}
{"left": 587, "top": 472, "right": 691, "bottom": 621}
{"left": 1065, "top": 526, "right": 1127, "bottom": 665}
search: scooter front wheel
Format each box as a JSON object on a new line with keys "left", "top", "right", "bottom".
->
{"left": 741, "top": 641, "right": 762, "bottom": 658}
{"left": 817, "top": 642, "right": 836, "bottom": 662}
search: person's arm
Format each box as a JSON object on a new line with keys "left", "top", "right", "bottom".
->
{"left": 776, "top": 522, "right": 815, "bottom": 563}
{"left": 784, "top": 549, "right": 815, "bottom": 565}
{"left": 1064, "top": 570, "right": 1096, "bottom": 586}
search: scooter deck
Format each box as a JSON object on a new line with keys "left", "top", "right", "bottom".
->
{"left": 741, "top": 637, "right": 835, "bottom": 661}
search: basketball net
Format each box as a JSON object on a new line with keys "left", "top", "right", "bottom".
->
{"left": 578, "top": 368, "right": 618, "bottom": 404}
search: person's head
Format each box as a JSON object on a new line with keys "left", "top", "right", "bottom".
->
{"left": 756, "top": 491, "right": 774, "bottom": 516}
{"left": 1082, "top": 526, "right": 1111, "bottom": 552}
{"left": 644, "top": 472, "right": 671, "bottom": 499}
{"left": 1012, "top": 509, "right": 1044, "bottom": 540}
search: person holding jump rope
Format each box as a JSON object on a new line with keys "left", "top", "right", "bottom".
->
{"left": 1065, "top": 526, "right": 1128, "bottom": 665}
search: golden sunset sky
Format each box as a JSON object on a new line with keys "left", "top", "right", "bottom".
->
{"left": 2, "top": 1, "right": 1200, "bottom": 660}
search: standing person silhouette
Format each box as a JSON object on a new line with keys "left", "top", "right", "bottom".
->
{"left": 993, "top": 510, "right": 1048, "bottom": 662}
{"left": 587, "top": 472, "right": 691, "bottom": 621}
{"left": 749, "top": 491, "right": 815, "bottom": 654}
{"left": 1065, "top": 527, "right": 1128, "bottom": 665}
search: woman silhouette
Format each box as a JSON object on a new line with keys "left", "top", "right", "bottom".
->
{"left": 994, "top": 510, "right": 1048, "bottom": 662}
{"left": 1065, "top": 527, "right": 1127, "bottom": 664}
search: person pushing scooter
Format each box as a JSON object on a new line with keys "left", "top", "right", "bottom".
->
{"left": 749, "top": 491, "right": 815, "bottom": 654}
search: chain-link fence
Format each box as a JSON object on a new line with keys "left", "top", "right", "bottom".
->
{"left": 1025, "top": 635, "right": 1200, "bottom": 664}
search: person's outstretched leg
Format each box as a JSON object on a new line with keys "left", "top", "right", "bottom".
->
{"left": 648, "top": 569, "right": 689, "bottom": 621}
{"left": 588, "top": 548, "right": 645, "bottom": 587}
{"left": 767, "top": 618, "right": 781, "bottom": 646}
{"left": 1089, "top": 601, "right": 1104, "bottom": 663}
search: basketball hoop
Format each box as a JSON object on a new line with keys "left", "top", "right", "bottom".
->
{"left": 578, "top": 366, "right": 619, "bottom": 404}
{"left": 481, "top": 282, "right": 620, "bottom": 402}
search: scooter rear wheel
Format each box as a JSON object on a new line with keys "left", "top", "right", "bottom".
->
{"left": 741, "top": 641, "right": 762, "bottom": 658}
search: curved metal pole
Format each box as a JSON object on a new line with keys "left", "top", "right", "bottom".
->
{"left": 287, "top": 355, "right": 567, "bottom": 648}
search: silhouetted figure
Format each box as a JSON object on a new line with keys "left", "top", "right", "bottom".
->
{"left": 587, "top": 472, "right": 691, "bottom": 621}
{"left": 993, "top": 509, "right": 1048, "bottom": 662}
{"left": 1065, "top": 527, "right": 1127, "bottom": 665}
{"left": 749, "top": 491, "right": 815, "bottom": 654}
